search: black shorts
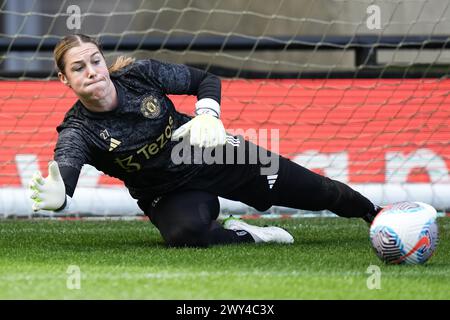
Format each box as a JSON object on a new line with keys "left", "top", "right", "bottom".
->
{"left": 138, "top": 135, "right": 376, "bottom": 219}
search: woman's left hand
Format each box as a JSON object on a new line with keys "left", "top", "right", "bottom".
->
{"left": 171, "top": 114, "right": 226, "bottom": 148}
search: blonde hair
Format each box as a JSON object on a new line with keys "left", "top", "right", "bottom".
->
{"left": 54, "top": 34, "right": 135, "bottom": 74}
{"left": 108, "top": 55, "right": 135, "bottom": 73}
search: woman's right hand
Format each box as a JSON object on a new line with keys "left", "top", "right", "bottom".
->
{"left": 29, "top": 161, "right": 66, "bottom": 211}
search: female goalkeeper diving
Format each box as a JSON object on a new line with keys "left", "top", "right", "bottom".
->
{"left": 29, "top": 34, "right": 381, "bottom": 247}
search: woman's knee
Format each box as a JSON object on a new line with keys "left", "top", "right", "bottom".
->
{"left": 162, "top": 222, "right": 210, "bottom": 247}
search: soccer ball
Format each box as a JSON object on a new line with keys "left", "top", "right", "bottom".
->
{"left": 369, "top": 201, "right": 439, "bottom": 265}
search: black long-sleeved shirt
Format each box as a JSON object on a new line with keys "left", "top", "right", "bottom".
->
{"left": 54, "top": 59, "right": 221, "bottom": 201}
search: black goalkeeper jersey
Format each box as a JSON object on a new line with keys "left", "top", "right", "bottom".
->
{"left": 54, "top": 59, "right": 221, "bottom": 200}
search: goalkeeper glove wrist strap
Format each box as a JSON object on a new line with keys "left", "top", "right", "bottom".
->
{"left": 195, "top": 98, "right": 220, "bottom": 118}
{"left": 54, "top": 195, "right": 73, "bottom": 212}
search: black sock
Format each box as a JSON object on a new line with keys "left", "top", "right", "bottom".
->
{"left": 362, "top": 205, "right": 383, "bottom": 224}
{"left": 208, "top": 228, "right": 255, "bottom": 245}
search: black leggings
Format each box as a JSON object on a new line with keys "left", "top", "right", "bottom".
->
{"left": 143, "top": 156, "right": 377, "bottom": 247}
{"left": 147, "top": 191, "right": 254, "bottom": 247}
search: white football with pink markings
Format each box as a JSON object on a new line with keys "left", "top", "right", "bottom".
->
{"left": 369, "top": 201, "right": 439, "bottom": 265}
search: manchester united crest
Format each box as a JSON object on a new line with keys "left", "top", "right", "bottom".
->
{"left": 141, "top": 95, "right": 161, "bottom": 119}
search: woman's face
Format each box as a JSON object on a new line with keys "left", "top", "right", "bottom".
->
{"left": 58, "top": 42, "right": 112, "bottom": 100}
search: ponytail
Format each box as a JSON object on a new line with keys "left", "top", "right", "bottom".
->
{"left": 108, "top": 56, "right": 135, "bottom": 73}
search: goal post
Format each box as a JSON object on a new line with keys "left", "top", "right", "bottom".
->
{"left": 0, "top": 0, "right": 449, "bottom": 217}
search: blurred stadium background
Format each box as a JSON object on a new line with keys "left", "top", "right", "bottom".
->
{"left": 0, "top": 0, "right": 449, "bottom": 217}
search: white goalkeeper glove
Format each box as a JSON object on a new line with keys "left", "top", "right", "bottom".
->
{"left": 29, "top": 161, "right": 66, "bottom": 212}
{"left": 172, "top": 98, "right": 226, "bottom": 148}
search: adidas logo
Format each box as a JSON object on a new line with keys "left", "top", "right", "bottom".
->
{"left": 267, "top": 174, "right": 278, "bottom": 189}
{"left": 225, "top": 135, "right": 240, "bottom": 146}
{"left": 109, "top": 138, "right": 121, "bottom": 151}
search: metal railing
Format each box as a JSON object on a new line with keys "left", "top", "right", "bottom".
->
{"left": 1, "top": 34, "right": 449, "bottom": 78}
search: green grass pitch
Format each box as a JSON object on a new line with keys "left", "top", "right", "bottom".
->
{"left": 0, "top": 217, "right": 448, "bottom": 299}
